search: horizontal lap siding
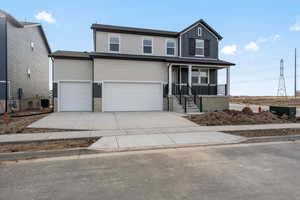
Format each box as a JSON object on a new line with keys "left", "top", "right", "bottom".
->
{"left": 93, "top": 58, "right": 167, "bottom": 82}
{"left": 53, "top": 59, "right": 92, "bottom": 82}
{"left": 96, "top": 31, "right": 178, "bottom": 56}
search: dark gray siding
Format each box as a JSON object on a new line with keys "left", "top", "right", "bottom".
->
{"left": 93, "top": 83, "right": 102, "bottom": 98}
{"left": 52, "top": 83, "right": 57, "bottom": 98}
{"left": 0, "top": 17, "right": 7, "bottom": 100}
{"left": 209, "top": 69, "right": 217, "bottom": 84}
{"left": 181, "top": 23, "right": 218, "bottom": 59}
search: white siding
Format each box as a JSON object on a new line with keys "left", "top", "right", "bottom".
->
{"left": 96, "top": 31, "right": 178, "bottom": 57}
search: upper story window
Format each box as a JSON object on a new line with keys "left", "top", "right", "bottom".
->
{"left": 197, "top": 27, "right": 202, "bottom": 36}
{"left": 143, "top": 38, "right": 153, "bottom": 54}
{"left": 109, "top": 35, "right": 120, "bottom": 52}
{"left": 195, "top": 39, "right": 204, "bottom": 56}
{"left": 166, "top": 39, "right": 176, "bottom": 56}
{"left": 192, "top": 68, "right": 209, "bottom": 84}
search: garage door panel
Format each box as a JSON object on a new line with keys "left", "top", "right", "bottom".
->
{"left": 103, "top": 82, "right": 162, "bottom": 112}
{"left": 60, "top": 82, "right": 92, "bottom": 112}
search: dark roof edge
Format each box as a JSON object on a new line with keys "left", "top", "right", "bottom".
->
{"left": 91, "top": 19, "right": 223, "bottom": 40}
{"left": 49, "top": 51, "right": 91, "bottom": 60}
{"left": 0, "top": 9, "right": 23, "bottom": 27}
{"left": 0, "top": 9, "right": 51, "bottom": 53}
{"left": 38, "top": 25, "right": 51, "bottom": 53}
{"left": 49, "top": 51, "right": 235, "bottom": 66}
{"left": 91, "top": 24, "right": 178, "bottom": 37}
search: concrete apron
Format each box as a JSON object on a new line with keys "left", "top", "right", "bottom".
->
{"left": 88, "top": 131, "right": 246, "bottom": 152}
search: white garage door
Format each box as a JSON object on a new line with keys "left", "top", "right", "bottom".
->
{"left": 59, "top": 81, "right": 92, "bottom": 111}
{"left": 103, "top": 82, "right": 163, "bottom": 112}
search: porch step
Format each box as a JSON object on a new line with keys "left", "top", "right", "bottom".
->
{"left": 174, "top": 95, "right": 201, "bottom": 113}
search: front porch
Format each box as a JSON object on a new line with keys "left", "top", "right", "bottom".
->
{"left": 167, "top": 64, "right": 231, "bottom": 113}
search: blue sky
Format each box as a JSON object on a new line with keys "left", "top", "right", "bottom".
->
{"left": 2, "top": 0, "right": 300, "bottom": 96}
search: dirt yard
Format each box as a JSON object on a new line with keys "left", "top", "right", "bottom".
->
{"left": 0, "top": 138, "right": 99, "bottom": 153}
{"left": 230, "top": 96, "right": 300, "bottom": 107}
{"left": 224, "top": 129, "right": 300, "bottom": 138}
{"left": 0, "top": 110, "right": 73, "bottom": 134}
{"left": 187, "top": 108, "right": 293, "bottom": 126}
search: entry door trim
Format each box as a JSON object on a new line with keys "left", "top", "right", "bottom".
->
{"left": 58, "top": 80, "right": 93, "bottom": 112}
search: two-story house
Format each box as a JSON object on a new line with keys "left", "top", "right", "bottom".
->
{"left": 0, "top": 10, "right": 51, "bottom": 113}
{"left": 50, "top": 19, "right": 234, "bottom": 113}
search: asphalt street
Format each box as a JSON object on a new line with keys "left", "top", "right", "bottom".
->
{"left": 1, "top": 141, "right": 300, "bottom": 200}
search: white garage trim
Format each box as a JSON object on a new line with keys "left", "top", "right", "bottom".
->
{"left": 58, "top": 80, "right": 93, "bottom": 112}
{"left": 102, "top": 80, "right": 164, "bottom": 112}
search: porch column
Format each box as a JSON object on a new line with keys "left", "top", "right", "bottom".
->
{"left": 168, "top": 64, "right": 172, "bottom": 96}
{"left": 226, "top": 67, "right": 230, "bottom": 96}
{"left": 188, "top": 65, "right": 192, "bottom": 95}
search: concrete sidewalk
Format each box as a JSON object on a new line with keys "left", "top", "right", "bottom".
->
{"left": 1, "top": 123, "right": 300, "bottom": 144}
{"left": 88, "top": 132, "right": 245, "bottom": 152}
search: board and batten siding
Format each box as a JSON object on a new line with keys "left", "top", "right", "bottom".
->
{"left": 181, "top": 23, "right": 219, "bottom": 59}
{"left": 93, "top": 58, "right": 168, "bottom": 82}
{"left": 95, "top": 31, "right": 178, "bottom": 57}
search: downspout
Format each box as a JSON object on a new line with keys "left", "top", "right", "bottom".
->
{"left": 92, "top": 57, "right": 94, "bottom": 112}
{"left": 4, "top": 19, "right": 7, "bottom": 113}
{"left": 51, "top": 57, "right": 54, "bottom": 111}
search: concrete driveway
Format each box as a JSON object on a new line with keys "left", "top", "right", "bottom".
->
{"left": 29, "top": 112, "right": 198, "bottom": 130}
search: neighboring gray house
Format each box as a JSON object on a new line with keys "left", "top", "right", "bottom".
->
{"left": 50, "top": 19, "right": 234, "bottom": 113}
{"left": 0, "top": 10, "right": 51, "bottom": 113}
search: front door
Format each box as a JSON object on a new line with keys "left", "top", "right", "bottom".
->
{"left": 180, "top": 67, "right": 188, "bottom": 94}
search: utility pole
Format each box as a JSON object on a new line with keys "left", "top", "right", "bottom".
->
{"left": 295, "top": 48, "right": 297, "bottom": 97}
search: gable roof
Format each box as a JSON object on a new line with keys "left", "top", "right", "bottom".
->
{"left": 91, "top": 19, "right": 223, "bottom": 40}
{"left": 0, "top": 9, "right": 51, "bottom": 53}
{"left": 179, "top": 19, "right": 223, "bottom": 40}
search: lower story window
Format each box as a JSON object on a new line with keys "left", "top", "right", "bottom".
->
{"left": 192, "top": 68, "right": 209, "bottom": 84}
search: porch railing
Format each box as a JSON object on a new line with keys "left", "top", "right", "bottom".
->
{"left": 172, "top": 84, "right": 201, "bottom": 113}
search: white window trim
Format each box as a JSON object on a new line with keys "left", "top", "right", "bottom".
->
{"left": 191, "top": 68, "right": 210, "bottom": 85}
{"left": 108, "top": 34, "right": 120, "bottom": 53}
{"left": 195, "top": 39, "right": 204, "bottom": 57}
{"left": 165, "top": 39, "right": 176, "bottom": 56}
{"left": 198, "top": 27, "right": 202, "bottom": 37}
{"left": 142, "top": 37, "right": 153, "bottom": 55}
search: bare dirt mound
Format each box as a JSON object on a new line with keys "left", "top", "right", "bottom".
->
{"left": 188, "top": 108, "right": 291, "bottom": 126}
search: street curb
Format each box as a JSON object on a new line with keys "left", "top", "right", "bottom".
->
{"left": 1, "top": 135, "right": 300, "bottom": 162}
{"left": 0, "top": 137, "right": 101, "bottom": 145}
{"left": 0, "top": 148, "right": 100, "bottom": 161}
{"left": 243, "top": 135, "right": 300, "bottom": 143}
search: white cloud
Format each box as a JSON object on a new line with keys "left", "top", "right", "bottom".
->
{"left": 272, "top": 34, "right": 280, "bottom": 41}
{"left": 35, "top": 11, "right": 56, "bottom": 23}
{"left": 221, "top": 45, "right": 237, "bottom": 55}
{"left": 257, "top": 34, "right": 280, "bottom": 43}
{"left": 290, "top": 21, "right": 300, "bottom": 31}
{"left": 245, "top": 42, "right": 259, "bottom": 51}
{"left": 244, "top": 34, "right": 279, "bottom": 52}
